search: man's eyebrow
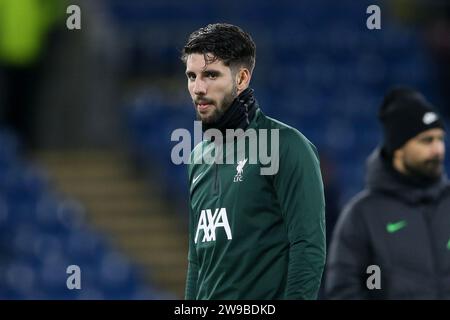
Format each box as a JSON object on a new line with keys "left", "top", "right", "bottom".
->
{"left": 203, "top": 69, "right": 221, "bottom": 74}
{"left": 185, "top": 69, "right": 222, "bottom": 76}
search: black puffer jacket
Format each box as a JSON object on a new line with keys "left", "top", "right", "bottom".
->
{"left": 326, "top": 148, "right": 450, "bottom": 299}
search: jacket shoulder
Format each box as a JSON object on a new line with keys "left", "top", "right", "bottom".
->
{"left": 338, "top": 188, "right": 391, "bottom": 232}
{"left": 341, "top": 189, "right": 376, "bottom": 216}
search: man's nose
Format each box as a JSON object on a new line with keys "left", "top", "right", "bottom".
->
{"left": 432, "top": 140, "right": 445, "bottom": 158}
{"left": 193, "top": 78, "right": 207, "bottom": 95}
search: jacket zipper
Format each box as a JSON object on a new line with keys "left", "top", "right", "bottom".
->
{"left": 213, "top": 162, "right": 219, "bottom": 194}
{"left": 213, "top": 143, "right": 222, "bottom": 195}
{"left": 423, "top": 203, "right": 441, "bottom": 298}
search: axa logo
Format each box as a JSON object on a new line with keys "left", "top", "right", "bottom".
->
{"left": 233, "top": 158, "right": 248, "bottom": 182}
{"left": 194, "top": 208, "right": 232, "bottom": 243}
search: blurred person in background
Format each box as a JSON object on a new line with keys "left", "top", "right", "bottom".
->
{"left": 0, "top": 0, "right": 64, "bottom": 150}
{"left": 182, "top": 23, "right": 326, "bottom": 300}
{"left": 326, "top": 87, "right": 450, "bottom": 299}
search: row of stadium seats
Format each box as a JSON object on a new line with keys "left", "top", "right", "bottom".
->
{"left": 0, "top": 129, "right": 173, "bottom": 299}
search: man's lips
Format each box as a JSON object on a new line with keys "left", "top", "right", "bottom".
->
{"left": 197, "top": 103, "right": 213, "bottom": 112}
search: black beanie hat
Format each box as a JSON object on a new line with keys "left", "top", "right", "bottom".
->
{"left": 379, "top": 87, "right": 445, "bottom": 155}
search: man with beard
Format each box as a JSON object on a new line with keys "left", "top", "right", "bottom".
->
{"left": 326, "top": 87, "right": 450, "bottom": 299}
{"left": 181, "top": 23, "right": 326, "bottom": 299}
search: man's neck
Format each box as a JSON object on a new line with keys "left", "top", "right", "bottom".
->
{"left": 202, "top": 87, "right": 258, "bottom": 135}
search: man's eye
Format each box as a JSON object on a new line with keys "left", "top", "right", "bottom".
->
{"left": 187, "top": 74, "right": 196, "bottom": 81}
{"left": 207, "top": 73, "right": 217, "bottom": 79}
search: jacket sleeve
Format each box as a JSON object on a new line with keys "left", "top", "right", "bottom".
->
{"left": 325, "top": 197, "right": 372, "bottom": 299}
{"left": 185, "top": 203, "right": 199, "bottom": 300}
{"left": 273, "top": 130, "right": 326, "bottom": 299}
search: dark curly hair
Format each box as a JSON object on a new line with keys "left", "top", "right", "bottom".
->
{"left": 181, "top": 23, "right": 256, "bottom": 73}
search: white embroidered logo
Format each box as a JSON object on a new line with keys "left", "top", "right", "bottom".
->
{"left": 192, "top": 172, "right": 204, "bottom": 185}
{"left": 233, "top": 158, "right": 248, "bottom": 182}
{"left": 194, "top": 208, "right": 232, "bottom": 243}
{"left": 423, "top": 112, "right": 438, "bottom": 125}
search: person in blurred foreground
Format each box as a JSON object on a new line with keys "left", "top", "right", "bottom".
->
{"left": 326, "top": 87, "right": 450, "bottom": 299}
{"left": 181, "top": 23, "right": 326, "bottom": 299}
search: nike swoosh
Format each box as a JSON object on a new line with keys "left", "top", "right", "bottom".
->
{"left": 192, "top": 173, "right": 204, "bottom": 185}
{"left": 386, "top": 220, "right": 407, "bottom": 233}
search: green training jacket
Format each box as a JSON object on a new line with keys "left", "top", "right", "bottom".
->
{"left": 185, "top": 108, "right": 326, "bottom": 300}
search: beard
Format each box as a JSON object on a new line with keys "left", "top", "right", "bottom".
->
{"left": 403, "top": 156, "right": 444, "bottom": 180}
{"left": 194, "top": 85, "right": 238, "bottom": 124}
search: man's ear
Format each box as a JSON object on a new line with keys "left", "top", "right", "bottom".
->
{"left": 393, "top": 147, "right": 405, "bottom": 171}
{"left": 235, "top": 68, "right": 251, "bottom": 92}
{"left": 394, "top": 148, "right": 404, "bottom": 160}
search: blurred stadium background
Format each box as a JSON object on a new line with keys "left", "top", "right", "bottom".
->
{"left": 0, "top": 0, "right": 448, "bottom": 299}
